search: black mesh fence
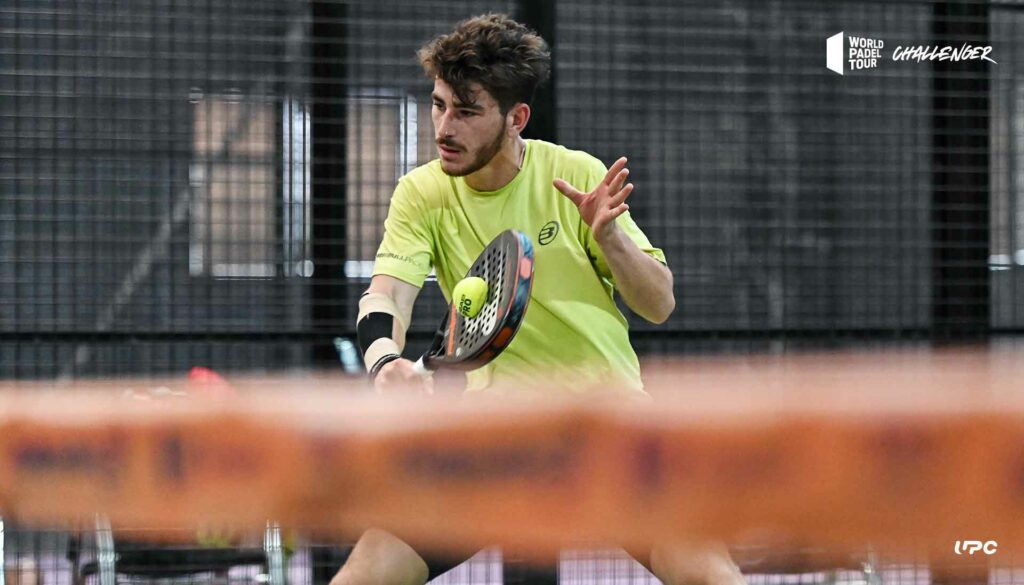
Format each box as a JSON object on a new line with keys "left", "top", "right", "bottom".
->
{"left": 1, "top": 0, "right": 1021, "bottom": 378}
{"left": 0, "top": 523, "right": 962, "bottom": 585}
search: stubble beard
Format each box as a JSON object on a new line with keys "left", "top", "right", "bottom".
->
{"left": 439, "top": 120, "right": 507, "bottom": 178}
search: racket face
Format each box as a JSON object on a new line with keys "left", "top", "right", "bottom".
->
{"left": 424, "top": 230, "right": 534, "bottom": 371}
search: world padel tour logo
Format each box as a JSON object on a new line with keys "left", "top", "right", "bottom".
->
{"left": 827, "top": 32, "right": 885, "bottom": 73}
{"left": 827, "top": 31, "right": 996, "bottom": 75}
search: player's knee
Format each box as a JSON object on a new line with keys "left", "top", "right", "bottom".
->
{"left": 649, "top": 541, "right": 746, "bottom": 585}
{"left": 330, "top": 529, "right": 429, "bottom": 585}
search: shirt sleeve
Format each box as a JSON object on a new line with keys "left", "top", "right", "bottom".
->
{"left": 371, "top": 178, "right": 434, "bottom": 288}
{"left": 579, "top": 160, "right": 668, "bottom": 282}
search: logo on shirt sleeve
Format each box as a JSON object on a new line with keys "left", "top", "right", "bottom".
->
{"left": 538, "top": 221, "right": 559, "bottom": 245}
{"left": 376, "top": 251, "right": 424, "bottom": 267}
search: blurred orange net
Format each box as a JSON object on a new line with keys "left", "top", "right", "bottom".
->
{"left": 1, "top": 347, "right": 1022, "bottom": 563}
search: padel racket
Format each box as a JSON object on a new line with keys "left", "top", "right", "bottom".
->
{"left": 413, "top": 229, "right": 535, "bottom": 375}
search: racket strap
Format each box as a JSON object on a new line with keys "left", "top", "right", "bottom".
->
{"left": 421, "top": 322, "right": 448, "bottom": 368}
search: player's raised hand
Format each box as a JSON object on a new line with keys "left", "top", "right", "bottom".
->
{"left": 553, "top": 156, "right": 634, "bottom": 242}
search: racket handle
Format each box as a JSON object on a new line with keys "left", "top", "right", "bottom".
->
{"left": 412, "top": 356, "right": 433, "bottom": 378}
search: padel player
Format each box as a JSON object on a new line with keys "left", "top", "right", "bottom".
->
{"left": 340, "top": 13, "right": 746, "bottom": 585}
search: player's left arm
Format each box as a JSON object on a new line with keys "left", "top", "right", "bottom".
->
{"left": 554, "top": 156, "right": 675, "bottom": 324}
{"left": 592, "top": 217, "right": 675, "bottom": 324}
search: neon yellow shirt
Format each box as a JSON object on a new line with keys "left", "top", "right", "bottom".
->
{"left": 372, "top": 140, "right": 666, "bottom": 395}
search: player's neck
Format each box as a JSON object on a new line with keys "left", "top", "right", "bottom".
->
{"left": 464, "top": 137, "right": 526, "bottom": 192}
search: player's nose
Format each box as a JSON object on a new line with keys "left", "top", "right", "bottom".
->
{"left": 435, "top": 112, "right": 457, "bottom": 140}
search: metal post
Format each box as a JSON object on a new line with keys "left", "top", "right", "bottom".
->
{"left": 931, "top": 0, "right": 991, "bottom": 342}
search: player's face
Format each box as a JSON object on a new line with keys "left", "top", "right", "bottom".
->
{"left": 431, "top": 79, "right": 508, "bottom": 177}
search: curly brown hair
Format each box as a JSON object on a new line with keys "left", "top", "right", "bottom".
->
{"left": 418, "top": 14, "right": 551, "bottom": 114}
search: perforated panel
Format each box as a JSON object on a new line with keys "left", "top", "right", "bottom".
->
{"left": 461, "top": 246, "right": 508, "bottom": 345}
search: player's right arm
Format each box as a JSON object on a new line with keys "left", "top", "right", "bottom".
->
{"left": 361, "top": 171, "right": 437, "bottom": 393}
{"left": 357, "top": 274, "right": 430, "bottom": 394}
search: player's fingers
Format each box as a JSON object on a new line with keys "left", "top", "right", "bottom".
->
{"left": 393, "top": 362, "right": 433, "bottom": 394}
{"left": 390, "top": 361, "right": 422, "bottom": 382}
{"left": 377, "top": 359, "right": 404, "bottom": 378}
{"left": 553, "top": 178, "right": 585, "bottom": 205}
{"left": 603, "top": 157, "right": 628, "bottom": 186}
{"left": 611, "top": 183, "right": 634, "bottom": 205}
{"left": 393, "top": 369, "right": 431, "bottom": 395}
{"left": 373, "top": 368, "right": 400, "bottom": 394}
{"left": 609, "top": 168, "right": 629, "bottom": 193}
{"left": 374, "top": 361, "right": 419, "bottom": 394}
{"left": 372, "top": 376, "right": 391, "bottom": 394}
{"left": 609, "top": 203, "right": 630, "bottom": 221}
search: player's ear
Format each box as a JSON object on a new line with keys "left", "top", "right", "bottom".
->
{"left": 507, "top": 102, "right": 530, "bottom": 136}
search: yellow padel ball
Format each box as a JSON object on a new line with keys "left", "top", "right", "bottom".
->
{"left": 453, "top": 276, "right": 488, "bottom": 319}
